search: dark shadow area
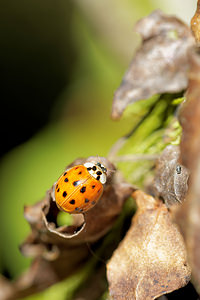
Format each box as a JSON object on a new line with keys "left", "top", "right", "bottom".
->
{"left": 0, "top": 0, "right": 76, "bottom": 156}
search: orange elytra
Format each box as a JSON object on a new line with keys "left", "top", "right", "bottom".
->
{"left": 53, "top": 162, "right": 107, "bottom": 214}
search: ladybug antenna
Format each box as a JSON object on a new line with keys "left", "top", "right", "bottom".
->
{"left": 96, "top": 154, "right": 101, "bottom": 163}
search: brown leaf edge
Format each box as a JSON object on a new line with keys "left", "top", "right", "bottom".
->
{"left": 111, "top": 10, "right": 194, "bottom": 119}
{"left": 107, "top": 190, "right": 191, "bottom": 300}
{"left": 175, "top": 48, "right": 200, "bottom": 294}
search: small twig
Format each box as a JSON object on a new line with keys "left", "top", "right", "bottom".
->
{"left": 112, "top": 154, "right": 159, "bottom": 162}
{"left": 107, "top": 137, "right": 127, "bottom": 161}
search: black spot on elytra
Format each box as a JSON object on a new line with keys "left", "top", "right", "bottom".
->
{"left": 64, "top": 172, "right": 67, "bottom": 176}
{"left": 57, "top": 188, "right": 60, "bottom": 192}
{"left": 92, "top": 201, "right": 96, "bottom": 205}
{"left": 96, "top": 175, "right": 100, "bottom": 181}
{"left": 85, "top": 198, "right": 89, "bottom": 203}
{"left": 92, "top": 166, "right": 97, "bottom": 171}
{"left": 80, "top": 186, "right": 86, "bottom": 193}
{"left": 75, "top": 167, "right": 79, "bottom": 170}
{"left": 96, "top": 171, "right": 102, "bottom": 175}
{"left": 64, "top": 178, "right": 69, "bottom": 182}
{"left": 69, "top": 199, "right": 75, "bottom": 205}
{"left": 75, "top": 207, "right": 83, "bottom": 212}
{"left": 62, "top": 191, "right": 67, "bottom": 197}
{"left": 56, "top": 184, "right": 58, "bottom": 189}
{"left": 78, "top": 171, "right": 82, "bottom": 175}
{"left": 92, "top": 185, "right": 95, "bottom": 189}
{"left": 73, "top": 181, "right": 80, "bottom": 186}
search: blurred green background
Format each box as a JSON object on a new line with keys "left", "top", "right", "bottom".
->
{"left": 0, "top": 0, "right": 196, "bottom": 289}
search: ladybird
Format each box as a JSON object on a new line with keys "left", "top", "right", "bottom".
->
{"left": 53, "top": 162, "right": 107, "bottom": 214}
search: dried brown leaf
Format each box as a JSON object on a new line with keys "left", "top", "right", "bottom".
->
{"left": 191, "top": 0, "right": 200, "bottom": 45}
{"left": 179, "top": 51, "right": 200, "bottom": 171}
{"left": 111, "top": 10, "right": 194, "bottom": 119}
{"left": 0, "top": 276, "right": 15, "bottom": 300}
{"left": 1, "top": 157, "right": 134, "bottom": 300}
{"left": 107, "top": 190, "right": 191, "bottom": 300}
{"left": 175, "top": 49, "right": 200, "bottom": 293}
{"left": 153, "top": 145, "right": 189, "bottom": 207}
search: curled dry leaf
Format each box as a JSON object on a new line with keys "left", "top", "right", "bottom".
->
{"left": 107, "top": 190, "right": 191, "bottom": 300}
{"left": 0, "top": 157, "right": 134, "bottom": 300}
{"left": 153, "top": 145, "right": 189, "bottom": 207}
{"left": 175, "top": 49, "right": 200, "bottom": 293}
{"left": 111, "top": 10, "right": 195, "bottom": 119}
{"left": 191, "top": 0, "right": 200, "bottom": 45}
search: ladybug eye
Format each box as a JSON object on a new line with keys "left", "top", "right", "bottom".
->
{"left": 102, "top": 167, "right": 107, "bottom": 173}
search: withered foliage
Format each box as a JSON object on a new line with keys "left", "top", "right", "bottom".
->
{"left": 175, "top": 49, "right": 200, "bottom": 294}
{"left": 0, "top": 157, "right": 133, "bottom": 300}
{"left": 107, "top": 191, "right": 191, "bottom": 300}
{"left": 3, "top": 5, "right": 200, "bottom": 300}
{"left": 111, "top": 10, "right": 195, "bottom": 119}
{"left": 153, "top": 145, "right": 189, "bottom": 207}
{"left": 191, "top": 0, "right": 200, "bottom": 44}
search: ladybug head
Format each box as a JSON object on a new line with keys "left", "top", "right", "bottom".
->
{"left": 96, "top": 162, "right": 107, "bottom": 174}
{"left": 84, "top": 162, "right": 107, "bottom": 184}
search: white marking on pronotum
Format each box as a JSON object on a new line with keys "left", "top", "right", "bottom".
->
{"left": 84, "top": 162, "right": 107, "bottom": 184}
